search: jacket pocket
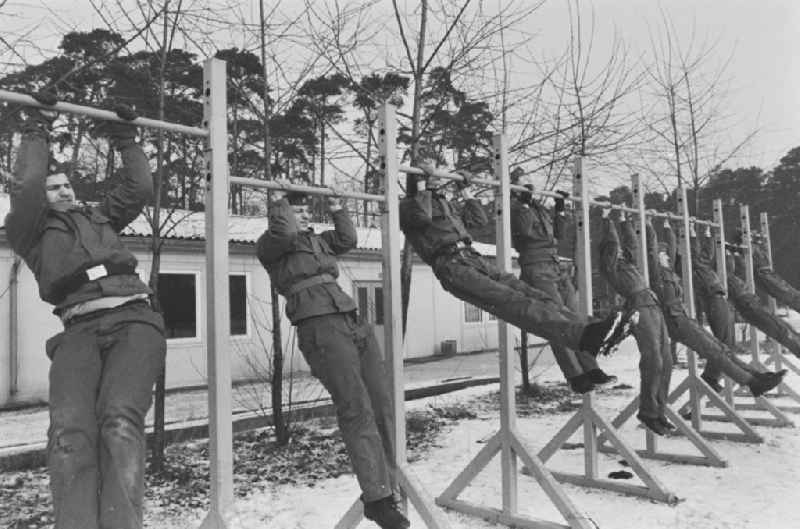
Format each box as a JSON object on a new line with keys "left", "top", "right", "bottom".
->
{"left": 45, "top": 332, "right": 65, "bottom": 361}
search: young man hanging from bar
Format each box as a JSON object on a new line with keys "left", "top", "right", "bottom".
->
{"left": 400, "top": 162, "right": 634, "bottom": 372}
{"left": 256, "top": 186, "right": 409, "bottom": 529}
{"left": 4, "top": 93, "right": 166, "bottom": 529}
{"left": 511, "top": 173, "right": 617, "bottom": 394}
{"left": 597, "top": 209, "right": 673, "bottom": 435}
{"left": 645, "top": 218, "right": 785, "bottom": 403}
{"left": 689, "top": 224, "right": 772, "bottom": 392}
{"left": 750, "top": 232, "right": 800, "bottom": 315}
{"left": 725, "top": 242, "right": 800, "bottom": 359}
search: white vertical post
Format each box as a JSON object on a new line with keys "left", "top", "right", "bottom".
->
{"left": 201, "top": 57, "right": 233, "bottom": 527}
{"left": 492, "top": 133, "right": 517, "bottom": 512}
{"left": 572, "top": 158, "right": 598, "bottom": 479}
{"left": 630, "top": 174, "right": 649, "bottom": 281}
{"left": 740, "top": 206, "right": 759, "bottom": 362}
{"left": 760, "top": 212, "right": 783, "bottom": 373}
{"left": 676, "top": 188, "right": 700, "bottom": 430}
{"left": 378, "top": 103, "right": 406, "bottom": 469}
{"left": 712, "top": 200, "right": 734, "bottom": 403}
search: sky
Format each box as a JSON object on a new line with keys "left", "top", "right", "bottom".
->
{"left": 1, "top": 0, "right": 798, "bottom": 182}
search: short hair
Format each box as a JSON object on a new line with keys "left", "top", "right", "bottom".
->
{"left": 286, "top": 191, "right": 311, "bottom": 206}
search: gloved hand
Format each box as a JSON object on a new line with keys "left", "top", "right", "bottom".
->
{"left": 454, "top": 169, "right": 473, "bottom": 190}
{"left": 21, "top": 89, "right": 59, "bottom": 130}
{"left": 98, "top": 103, "right": 139, "bottom": 141}
{"left": 554, "top": 190, "right": 569, "bottom": 213}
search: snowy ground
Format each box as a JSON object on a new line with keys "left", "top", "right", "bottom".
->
{"left": 145, "top": 336, "right": 800, "bottom": 529}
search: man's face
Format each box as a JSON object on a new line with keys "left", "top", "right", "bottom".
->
{"left": 45, "top": 173, "right": 75, "bottom": 212}
{"left": 292, "top": 204, "right": 311, "bottom": 230}
{"left": 658, "top": 250, "right": 670, "bottom": 269}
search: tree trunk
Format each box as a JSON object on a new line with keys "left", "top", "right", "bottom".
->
{"left": 400, "top": 0, "right": 428, "bottom": 335}
{"left": 259, "top": 0, "right": 288, "bottom": 445}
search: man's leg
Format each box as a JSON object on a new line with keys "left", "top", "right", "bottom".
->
{"left": 732, "top": 292, "right": 800, "bottom": 357}
{"left": 757, "top": 269, "right": 800, "bottom": 314}
{"left": 657, "top": 315, "right": 673, "bottom": 420}
{"left": 435, "top": 252, "right": 588, "bottom": 352}
{"left": 94, "top": 306, "right": 166, "bottom": 529}
{"left": 521, "top": 265, "right": 587, "bottom": 379}
{"left": 48, "top": 329, "right": 103, "bottom": 529}
{"left": 631, "top": 306, "right": 663, "bottom": 420}
{"left": 296, "top": 314, "right": 393, "bottom": 502}
{"left": 702, "top": 294, "right": 734, "bottom": 382}
{"left": 555, "top": 271, "right": 603, "bottom": 373}
{"left": 352, "top": 317, "right": 396, "bottom": 479}
{"left": 667, "top": 310, "right": 753, "bottom": 385}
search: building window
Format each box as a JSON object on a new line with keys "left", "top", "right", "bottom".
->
{"left": 158, "top": 273, "right": 197, "bottom": 339}
{"left": 487, "top": 312, "right": 497, "bottom": 321}
{"left": 354, "top": 282, "right": 384, "bottom": 324}
{"left": 464, "top": 302, "right": 482, "bottom": 323}
{"left": 230, "top": 275, "right": 247, "bottom": 336}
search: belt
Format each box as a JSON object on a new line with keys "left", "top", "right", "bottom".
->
{"left": 62, "top": 296, "right": 150, "bottom": 326}
{"left": 434, "top": 240, "right": 472, "bottom": 260}
{"left": 286, "top": 274, "right": 336, "bottom": 296}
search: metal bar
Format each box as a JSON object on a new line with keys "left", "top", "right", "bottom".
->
{"left": 229, "top": 176, "right": 385, "bottom": 202}
{"left": 493, "top": 133, "right": 517, "bottom": 513}
{"left": 0, "top": 88, "right": 209, "bottom": 137}
{"left": 200, "top": 57, "right": 234, "bottom": 529}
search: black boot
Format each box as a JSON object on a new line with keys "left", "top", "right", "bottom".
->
{"left": 363, "top": 496, "right": 410, "bottom": 529}
{"left": 568, "top": 373, "right": 595, "bottom": 394}
{"left": 748, "top": 370, "right": 787, "bottom": 397}
{"left": 658, "top": 416, "right": 676, "bottom": 431}
{"left": 700, "top": 373, "right": 723, "bottom": 393}
{"left": 637, "top": 413, "right": 668, "bottom": 436}
{"left": 586, "top": 368, "right": 618, "bottom": 387}
{"left": 580, "top": 311, "right": 623, "bottom": 356}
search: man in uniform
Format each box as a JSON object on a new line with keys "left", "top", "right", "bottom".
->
{"left": 598, "top": 209, "right": 673, "bottom": 435}
{"left": 5, "top": 95, "right": 166, "bottom": 529}
{"left": 751, "top": 233, "right": 800, "bottom": 314}
{"left": 256, "top": 186, "right": 407, "bottom": 529}
{"left": 399, "top": 163, "right": 632, "bottom": 372}
{"left": 726, "top": 247, "right": 800, "bottom": 359}
{"left": 511, "top": 181, "right": 616, "bottom": 393}
{"left": 646, "top": 219, "right": 785, "bottom": 399}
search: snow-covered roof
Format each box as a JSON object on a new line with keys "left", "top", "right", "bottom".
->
{"left": 0, "top": 192, "right": 506, "bottom": 257}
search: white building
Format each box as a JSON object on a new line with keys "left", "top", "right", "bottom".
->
{"left": 0, "top": 194, "right": 510, "bottom": 408}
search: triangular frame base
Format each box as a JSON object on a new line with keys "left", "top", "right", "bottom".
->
{"left": 335, "top": 465, "right": 451, "bottom": 529}
{"left": 536, "top": 397, "right": 678, "bottom": 504}
{"left": 668, "top": 375, "right": 764, "bottom": 443}
{"left": 592, "top": 395, "right": 726, "bottom": 467}
{"left": 435, "top": 429, "right": 595, "bottom": 529}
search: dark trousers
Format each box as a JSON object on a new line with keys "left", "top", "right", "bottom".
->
{"left": 46, "top": 302, "right": 165, "bottom": 529}
{"left": 520, "top": 261, "right": 599, "bottom": 379}
{"left": 663, "top": 303, "right": 752, "bottom": 385}
{"left": 433, "top": 249, "right": 588, "bottom": 354}
{"left": 730, "top": 291, "right": 800, "bottom": 357}
{"left": 701, "top": 294, "right": 757, "bottom": 381}
{"left": 631, "top": 305, "right": 672, "bottom": 419}
{"left": 757, "top": 268, "right": 800, "bottom": 314}
{"left": 296, "top": 312, "right": 394, "bottom": 502}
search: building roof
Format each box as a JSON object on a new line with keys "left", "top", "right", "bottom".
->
{"left": 0, "top": 192, "right": 505, "bottom": 257}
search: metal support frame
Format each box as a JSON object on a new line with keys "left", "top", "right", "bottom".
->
{"left": 665, "top": 194, "right": 763, "bottom": 444}
{"left": 534, "top": 160, "right": 678, "bottom": 504}
{"left": 595, "top": 179, "right": 726, "bottom": 467}
{"left": 433, "top": 135, "right": 594, "bottom": 529}
{"left": 201, "top": 57, "right": 234, "bottom": 529}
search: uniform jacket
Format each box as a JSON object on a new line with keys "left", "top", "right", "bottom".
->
{"left": 256, "top": 199, "right": 357, "bottom": 324}
{"left": 598, "top": 218, "right": 658, "bottom": 307}
{"left": 691, "top": 234, "right": 726, "bottom": 297}
{"left": 4, "top": 132, "right": 152, "bottom": 312}
{"left": 399, "top": 190, "right": 488, "bottom": 265}
{"left": 510, "top": 198, "right": 565, "bottom": 266}
{"left": 646, "top": 223, "right": 685, "bottom": 316}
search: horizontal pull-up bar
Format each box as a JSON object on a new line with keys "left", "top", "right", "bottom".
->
{"left": 229, "top": 176, "right": 386, "bottom": 202}
{"left": 0, "top": 89, "right": 209, "bottom": 138}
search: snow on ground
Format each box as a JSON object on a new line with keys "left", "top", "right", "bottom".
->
{"left": 147, "top": 338, "right": 800, "bottom": 529}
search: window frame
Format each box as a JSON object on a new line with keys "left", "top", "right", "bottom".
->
{"left": 352, "top": 280, "right": 384, "bottom": 325}
{"left": 463, "top": 301, "right": 483, "bottom": 324}
{"left": 229, "top": 272, "right": 251, "bottom": 339}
